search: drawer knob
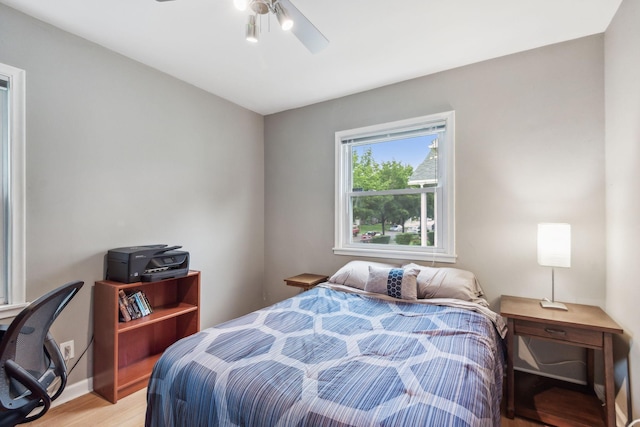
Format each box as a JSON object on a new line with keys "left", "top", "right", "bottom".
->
{"left": 544, "top": 327, "right": 567, "bottom": 336}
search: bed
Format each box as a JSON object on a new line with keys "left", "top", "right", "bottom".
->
{"left": 145, "top": 261, "right": 506, "bottom": 427}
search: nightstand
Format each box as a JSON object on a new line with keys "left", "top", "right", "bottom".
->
{"left": 501, "top": 295, "right": 622, "bottom": 427}
{"left": 284, "top": 273, "right": 329, "bottom": 291}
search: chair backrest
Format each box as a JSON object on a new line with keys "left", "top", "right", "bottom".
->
{"left": 0, "top": 280, "right": 83, "bottom": 425}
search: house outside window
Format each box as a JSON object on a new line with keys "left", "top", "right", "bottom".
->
{"left": 334, "top": 111, "right": 456, "bottom": 263}
{"left": 0, "top": 63, "right": 26, "bottom": 318}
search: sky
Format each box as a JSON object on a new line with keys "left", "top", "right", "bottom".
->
{"left": 353, "top": 134, "right": 438, "bottom": 169}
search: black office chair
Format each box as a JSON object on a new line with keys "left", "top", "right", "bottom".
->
{"left": 0, "top": 280, "right": 84, "bottom": 427}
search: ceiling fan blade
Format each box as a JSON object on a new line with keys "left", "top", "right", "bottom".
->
{"left": 155, "top": 0, "right": 176, "bottom": 2}
{"left": 280, "top": 0, "right": 329, "bottom": 54}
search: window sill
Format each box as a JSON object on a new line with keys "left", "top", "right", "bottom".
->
{"left": 333, "top": 246, "right": 457, "bottom": 263}
{"left": 0, "top": 302, "right": 29, "bottom": 320}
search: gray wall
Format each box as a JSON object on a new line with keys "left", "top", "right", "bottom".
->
{"left": 0, "top": 4, "right": 265, "bottom": 386}
{"left": 605, "top": 0, "right": 640, "bottom": 421}
{"left": 265, "top": 35, "right": 605, "bottom": 309}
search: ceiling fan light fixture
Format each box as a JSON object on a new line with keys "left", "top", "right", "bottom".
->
{"left": 250, "top": 0, "right": 269, "bottom": 15}
{"left": 246, "top": 15, "right": 259, "bottom": 42}
{"left": 274, "top": 2, "right": 293, "bottom": 31}
{"left": 234, "top": 0, "right": 248, "bottom": 11}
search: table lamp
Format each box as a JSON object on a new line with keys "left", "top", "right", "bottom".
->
{"left": 537, "top": 223, "right": 571, "bottom": 310}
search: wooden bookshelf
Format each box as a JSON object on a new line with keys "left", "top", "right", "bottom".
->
{"left": 93, "top": 270, "right": 200, "bottom": 403}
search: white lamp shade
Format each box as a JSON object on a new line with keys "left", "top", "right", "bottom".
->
{"left": 537, "top": 223, "right": 571, "bottom": 268}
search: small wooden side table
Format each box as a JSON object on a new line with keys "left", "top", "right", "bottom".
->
{"left": 501, "top": 295, "right": 622, "bottom": 427}
{"left": 284, "top": 273, "right": 329, "bottom": 291}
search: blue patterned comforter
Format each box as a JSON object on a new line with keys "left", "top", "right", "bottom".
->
{"left": 146, "top": 286, "right": 505, "bottom": 427}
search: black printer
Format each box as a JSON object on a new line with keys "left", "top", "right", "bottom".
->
{"left": 106, "top": 244, "right": 190, "bottom": 283}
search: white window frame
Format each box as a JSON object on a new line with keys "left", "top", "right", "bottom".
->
{"left": 0, "top": 63, "right": 26, "bottom": 319}
{"left": 334, "top": 111, "right": 456, "bottom": 263}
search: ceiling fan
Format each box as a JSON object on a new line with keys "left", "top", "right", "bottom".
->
{"left": 155, "top": 0, "right": 329, "bottom": 54}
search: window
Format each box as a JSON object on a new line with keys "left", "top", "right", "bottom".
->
{"left": 0, "top": 63, "right": 26, "bottom": 318}
{"left": 334, "top": 111, "right": 455, "bottom": 262}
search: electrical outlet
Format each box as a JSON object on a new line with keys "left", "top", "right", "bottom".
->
{"left": 60, "top": 340, "right": 75, "bottom": 361}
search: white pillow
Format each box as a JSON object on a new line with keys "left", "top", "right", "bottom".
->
{"left": 403, "top": 263, "right": 485, "bottom": 302}
{"left": 364, "top": 266, "right": 418, "bottom": 300}
{"left": 328, "top": 260, "right": 399, "bottom": 290}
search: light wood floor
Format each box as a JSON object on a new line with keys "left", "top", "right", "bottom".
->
{"left": 28, "top": 388, "right": 545, "bottom": 426}
{"left": 29, "top": 389, "right": 147, "bottom": 427}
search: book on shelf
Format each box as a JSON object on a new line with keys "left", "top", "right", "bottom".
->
{"left": 118, "top": 289, "right": 136, "bottom": 321}
{"left": 118, "top": 289, "right": 153, "bottom": 322}
{"left": 127, "top": 294, "right": 142, "bottom": 319}
{"left": 139, "top": 291, "right": 153, "bottom": 315}
{"left": 133, "top": 291, "right": 149, "bottom": 316}
{"left": 117, "top": 290, "right": 131, "bottom": 322}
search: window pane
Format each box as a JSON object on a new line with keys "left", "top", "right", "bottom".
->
{"left": 350, "top": 193, "right": 435, "bottom": 247}
{"left": 0, "top": 63, "right": 26, "bottom": 313}
{"left": 351, "top": 135, "right": 439, "bottom": 191}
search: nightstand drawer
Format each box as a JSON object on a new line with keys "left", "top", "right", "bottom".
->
{"left": 514, "top": 320, "right": 603, "bottom": 347}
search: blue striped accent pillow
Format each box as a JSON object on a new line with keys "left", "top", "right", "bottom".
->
{"left": 364, "top": 266, "right": 418, "bottom": 300}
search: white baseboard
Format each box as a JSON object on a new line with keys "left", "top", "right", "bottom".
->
{"left": 51, "top": 377, "right": 93, "bottom": 408}
{"left": 616, "top": 403, "right": 628, "bottom": 427}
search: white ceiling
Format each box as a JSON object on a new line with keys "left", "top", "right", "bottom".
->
{"left": 0, "top": 0, "right": 622, "bottom": 115}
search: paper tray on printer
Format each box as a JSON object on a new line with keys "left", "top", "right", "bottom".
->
{"left": 141, "top": 268, "right": 189, "bottom": 282}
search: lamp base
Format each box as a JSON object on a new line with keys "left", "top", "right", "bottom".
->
{"left": 540, "top": 299, "right": 568, "bottom": 311}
